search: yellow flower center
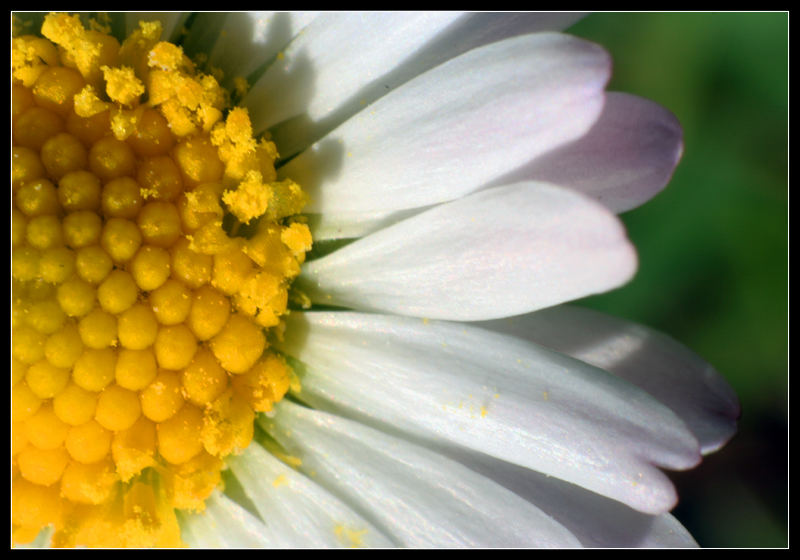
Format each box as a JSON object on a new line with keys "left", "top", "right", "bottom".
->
{"left": 12, "top": 12, "right": 312, "bottom": 548}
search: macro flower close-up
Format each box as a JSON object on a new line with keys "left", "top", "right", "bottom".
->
{"left": 12, "top": 11, "right": 744, "bottom": 548}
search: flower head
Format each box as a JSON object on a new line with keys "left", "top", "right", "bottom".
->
{"left": 12, "top": 11, "right": 739, "bottom": 548}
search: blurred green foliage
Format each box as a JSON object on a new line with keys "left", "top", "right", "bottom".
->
{"left": 569, "top": 12, "right": 788, "bottom": 548}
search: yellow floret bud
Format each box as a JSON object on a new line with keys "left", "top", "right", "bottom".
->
{"left": 78, "top": 307, "right": 118, "bottom": 349}
{"left": 12, "top": 246, "right": 41, "bottom": 282}
{"left": 232, "top": 353, "right": 291, "bottom": 412}
{"left": 73, "top": 348, "right": 116, "bottom": 392}
{"left": 12, "top": 420, "right": 28, "bottom": 456}
{"left": 58, "top": 169, "right": 102, "bottom": 211}
{"left": 13, "top": 357, "right": 28, "bottom": 387}
{"left": 65, "top": 420, "right": 112, "bottom": 464}
{"left": 12, "top": 35, "right": 59, "bottom": 86}
{"left": 137, "top": 201, "right": 182, "bottom": 246}
{"left": 187, "top": 284, "right": 230, "bottom": 341}
{"left": 154, "top": 324, "right": 198, "bottom": 370}
{"left": 25, "top": 359, "right": 70, "bottom": 399}
{"left": 181, "top": 348, "right": 229, "bottom": 406}
{"left": 61, "top": 458, "right": 119, "bottom": 505}
{"left": 131, "top": 245, "right": 171, "bottom": 291}
{"left": 67, "top": 106, "right": 111, "bottom": 146}
{"left": 14, "top": 106, "right": 65, "bottom": 150}
{"left": 178, "top": 181, "right": 225, "bottom": 231}
{"left": 210, "top": 314, "right": 266, "bottom": 374}
{"left": 233, "top": 270, "right": 288, "bottom": 328}
{"left": 138, "top": 155, "right": 184, "bottom": 201}
{"left": 16, "top": 177, "right": 60, "bottom": 217}
{"left": 96, "top": 384, "right": 143, "bottom": 432}
{"left": 112, "top": 417, "right": 157, "bottom": 482}
{"left": 12, "top": 145, "right": 45, "bottom": 189}
{"left": 24, "top": 404, "right": 70, "bottom": 450}
{"left": 26, "top": 214, "right": 64, "bottom": 250}
{"left": 33, "top": 66, "right": 86, "bottom": 116}
{"left": 173, "top": 135, "right": 224, "bottom": 187}
{"left": 118, "top": 20, "right": 163, "bottom": 80}
{"left": 53, "top": 382, "right": 98, "bottom": 426}
{"left": 128, "top": 108, "right": 175, "bottom": 157}
{"left": 201, "top": 390, "right": 255, "bottom": 457}
{"left": 12, "top": 382, "right": 43, "bottom": 422}
{"left": 57, "top": 276, "right": 96, "bottom": 317}
{"left": 101, "top": 178, "right": 142, "bottom": 220}
{"left": 171, "top": 237, "right": 213, "bottom": 288}
{"left": 117, "top": 303, "right": 159, "bottom": 350}
{"left": 13, "top": 325, "right": 47, "bottom": 365}
{"left": 150, "top": 279, "right": 193, "bottom": 325}
{"left": 101, "top": 218, "right": 143, "bottom": 263}
{"left": 89, "top": 136, "right": 136, "bottom": 181}
{"left": 41, "top": 131, "right": 88, "bottom": 179}
{"left": 97, "top": 269, "right": 139, "bottom": 314}
{"left": 211, "top": 248, "right": 254, "bottom": 295}
{"left": 157, "top": 403, "right": 204, "bottom": 464}
{"left": 26, "top": 297, "right": 67, "bottom": 335}
{"left": 18, "top": 445, "right": 70, "bottom": 486}
{"left": 45, "top": 322, "right": 84, "bottom": 368}
{"left": 141, "top": 370, "right": 185, "bottom": 423}
{"left": 75, "top": 245, "right": 113, "bottom": 284}
{"left": 164, "top": 451, "right": 223, "bottom": 511}
{"left": 41, "top": 13, "right": 120, "bottom": 88}
{"left": 115, "top": 348, "right": 158, "bottom": 391}
{"left": 63, "top": 211, "right": 103, "bottom": 249}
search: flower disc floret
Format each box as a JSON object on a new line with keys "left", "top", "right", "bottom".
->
{"left": 12, "top": 12, "right": 311, "bottom": 548}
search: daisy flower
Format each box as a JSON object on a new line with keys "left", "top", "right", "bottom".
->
{"left": 11, "top": 11, "right": 740, "bottom": 548}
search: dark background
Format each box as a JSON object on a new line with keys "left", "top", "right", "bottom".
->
{"left": 569, "top": 12, "right": 788, "bottom": 548}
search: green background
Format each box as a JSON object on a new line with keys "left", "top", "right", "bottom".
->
{"left": 569, "top": 12, "right": 788, "bottom": 548}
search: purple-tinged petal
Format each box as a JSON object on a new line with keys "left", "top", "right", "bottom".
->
{"left": 478, "top": 305, "right": 740, "bottom": 453}
{"left": 298, "top": 182, "right": 636, "bottom": 321}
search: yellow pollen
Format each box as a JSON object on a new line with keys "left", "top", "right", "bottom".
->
{"left": 12, "top": 12, "right": 311, "bottom": 548}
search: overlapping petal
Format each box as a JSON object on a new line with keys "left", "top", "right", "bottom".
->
{"left": 179, "top": 492, "right": 275, "bottom": 548}
{"left": 297, "top": 182, "right": 637, "bottom": 321}
{"left": 477, "top": 305, "right": 740, "bottom": 453}
{"left": 274, "top": 311, "right": 701, "bottom": 514}
{"left": 260, "top": 401, "right": 583, "bottom": 548}
{"left": 452, "top": 451, "right": 698, "bottom": 547}
{"left": 243, "top": 12, "right": 464, "bottom": 135}
{"left": 279, "top": 33, "right": 609, "bottom": 214}
{"left": 263, "top": 12, "right": 587, "bottom": 156}
{"left": 486, "top": 92, "right": 685, "bottom": 213}
{"left": 207, "top": 12, "right": 320, "bottom": 90}
{"left": 224, "top": 444, "right": 394, "bottom": 547}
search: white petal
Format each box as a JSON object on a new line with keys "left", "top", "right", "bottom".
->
{"left": 297, "top": 182, "right": 637, "bottom": 321}
{"left": 244, "top": 12, "right": 465, "bottom": 134}
{"left": 477, "top": 305, "right": 740, "bottom": 454}
{"left": 455, "top": 450, "right": 698, "bottom": 547}
{"left": 486, "top": 92, "right": 684, "bottom": 213}
{"left": 261, "top": 401, "right": 582, "bottom": 548}
{"left": 275, "top": 312, "right": 701, "bottom": 514}
{"left": 178, "top": 491, "right": 274, "bottom": 548}
{"left": 280, "top": 33, "right": 609, "bottom": 213}
{"left": 267, "top": 12, "right": 589, "bottom": 157}
{"left": 226, "top": 443, "right": 394, "bottom": 548}
{"left": 207, "top": 12, "right": 319, "bottom": 90}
